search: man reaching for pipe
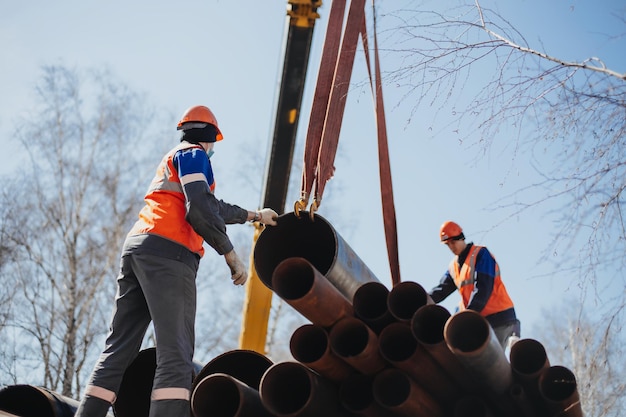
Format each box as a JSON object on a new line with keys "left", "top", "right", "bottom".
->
{"left": 75, "top": 105, "right": 278, "bottom": 417}
{"left": 429, "top": 221, "right": 521, "bottom": 350}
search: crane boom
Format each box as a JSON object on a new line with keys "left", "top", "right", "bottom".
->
{"left": 238, "top": 0, "right": 321, "bottom": 353}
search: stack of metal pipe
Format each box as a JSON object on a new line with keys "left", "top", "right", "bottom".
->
{"left": 0, "top": 212, "right": 583, "bottom": 417}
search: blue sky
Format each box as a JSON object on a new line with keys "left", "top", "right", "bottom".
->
{"left": 1, "top": 0, "right": 624, "bottom": 346}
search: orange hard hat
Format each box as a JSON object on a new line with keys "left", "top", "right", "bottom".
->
{"left": 177, "top": 105, "right": 223, "bottom": 141}
{"left": 440, "top": 221, "right": 463, "bottom": 242}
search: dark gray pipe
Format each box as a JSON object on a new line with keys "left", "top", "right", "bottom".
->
{"left": 191, "top": 373, "right": 272, "bottom": 417}
{"left": 272, "top": 257, "right": 353, "bottom": 328}
{"left": 444, "top": 310, "right": 513, "bottom": 395}
{"left": 328, "top": 316, "right": 387, "bottom": 375}
{"left": 372, "top": 368, "right": 444, "bottom": 417}
{"left": 378, "top": 321, "right": 459, "bottom": 403}
{"left": 259, "top": 361, "right": 345, "bottom": 417}
{"left": 410, "top": 304, "right": 478, "bottom": 391}
{"left": 352, "top": 281, "right": 396, "bottom": 334}
{"left": 387, "top": 281, "right": 433, "bottom": 323}
{"left": 0, "top": 385, "right": 113, "bottom": 417}
{"left": 289, "top": 323, "right": 355, "bottom": 382}
{"left": 254, "top": 212, "right": 381, "bottom": 300}
{"left": 114, "top": 347, "right": 204, "bottom": 417}
{"left": 538, "top": 365, "right": 583, "bottom": 417}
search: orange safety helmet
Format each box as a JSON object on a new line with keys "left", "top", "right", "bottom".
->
{"left": 177, "top": 105, "right": 223, "bottom": 141}
{"left": 440, "top": 221, "right": 464, "bottom": 242}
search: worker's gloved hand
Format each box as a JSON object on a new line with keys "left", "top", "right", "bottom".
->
{"left": 258, "top": 208, "right": 278, "bottom": 226}
{"left": 224, "top": 249, "right": 247, "bottom": 286}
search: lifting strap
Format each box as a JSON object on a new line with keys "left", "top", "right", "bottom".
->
{"left": 296, "top": 0, "right": 401, "bottom": 286}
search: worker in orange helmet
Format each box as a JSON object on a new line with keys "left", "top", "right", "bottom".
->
{"left": 429, "top": 221, "right": 520, "bottom": 350}
{"left": 75, "top": 105, "right": 278, "bottom": 417}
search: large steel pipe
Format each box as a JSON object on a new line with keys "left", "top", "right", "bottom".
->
{"left": 352, "top": 281, "right": 396, "bottom": 334}
{"left": 254, "top": 212, "right": 380, "bottom": 300}
{"left": 329, "top": 316, "right": 387, "bottom": 375}
{"left": 272, "top": 257, "right": 353, "bottom": 327}
{"left": 191, "top": 373, "right": 272, "bottom": 417}
{"left": 538, "top": 365, "right": 583, "bottom": 417}
{"left": 0, "top": 385, "right": 106, "bottom": 417}
{"left": 372, "top": 368, "right": 444, "bottom": 417}
{"left": 259, "top": 361, "right": 345, "bottom": 417}
{"left": 115, "top": 347, "right": 203, "bottom": 417}
{"left": 192, "top": 349, "right": 273, "bottom": 392}
{"left": 378, "top": 322, "right": 459, "bottom": 403}
{"left": 290, "top": 324, "right": 355, "bottom": 382}
{"left": 444, "top": 310, "right": 513, "bottom": 395}
{"left": 339, "top": 374, "right": 399, "bottom": 417}
{"left": 510, "top": 338, "right": 550, "bottom": 414}
{"left": 410, "top": 304, "right": 478, "bottom": 391}
{"left": 387, "top": 281, "right": 433, "bottom": 323}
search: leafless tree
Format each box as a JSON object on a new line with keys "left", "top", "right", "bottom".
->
{"left": 0, "top": 65, "right": 166, "bottom": 396}
{"left": 380, "top": 0, "right": 625, "bottom": 314}
{"left": 535, "top": 300, "right": 625, "bottom": 417}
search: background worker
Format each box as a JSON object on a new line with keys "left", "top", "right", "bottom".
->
{"left": 75, "top": 105, "right": 278, "bottom": 417}
{"left": 429, "top": 220, "right": 521, "bottom": 350}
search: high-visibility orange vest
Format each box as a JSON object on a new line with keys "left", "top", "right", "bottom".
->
{"left": 449, "top": 245, "right": 514, "bottom": 316}
{"left": 128, "top": 142, "right": 210, "bottom": 257}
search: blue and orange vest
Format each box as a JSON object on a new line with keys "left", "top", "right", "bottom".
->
{"left": 128, "top": 143, "right": 214, "bottom": 257}
{"left": 449, "top": 245, "right": 514, "bottom": 316}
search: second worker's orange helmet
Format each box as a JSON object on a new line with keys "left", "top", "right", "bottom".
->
{"left": 440, "top": 221, "right": 464, "bottom": 242}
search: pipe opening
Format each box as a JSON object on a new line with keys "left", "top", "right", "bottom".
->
{"left": 261, "top": 363, "right": 312, "bottom": 415}
{"left": 412, "top": 305, "right": 450, "bottom": 345}
{"left": 192, "top": 375, "right": 240, "bottom": 417}
{"left": 330, "top": 319, "right": 369, "bottom": 357}
{"left": 373, "top": 370, "right": 410, "bottom": 407}
{"left": 289, "top": 325, "right": 328, "bottom": 363}
{"left": 352, "top": 282, "right": 389, "bottom": 320}
{"left": 388, "top": 281, "right": 429, "bottom": 321}
{"left": 510, "top": 338, "right": 548, "bottom": 375}
{"left": 255, "top": 213, "right": 336, "bottom": 290}
{"left": 540, "top": 366, "right": 577, "bottom": 401}
{"left": 446, "top": 312, "right": 489, "bottom": 352}
{"left": 272, "top": 258, "right": 315, "bottom": 300}
{"left": 379, "top": 324, "right": 417, "bottom": 361}
{"left": 0, "top": 385, "right": 65, "bottom": 417}
{"left": 339, "top": 375, "right": 374, "bottom": 412}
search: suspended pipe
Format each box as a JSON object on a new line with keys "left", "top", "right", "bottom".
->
{"left": 114, "top": 347, "right": 204, "bottom": 417}
{"left": 259, "top": 361, "right": 345, "bottom": 417}
{"left": 290, "top": 323, "right": 355, "bottom": 382}
{"left": 272, "top": 256, "right": 353, "bottom": 327}
{"left": 378, "top": 321, "right": 459, "bottom": 403}
{"left": 352, "top": 281, "right": 396, "bottom": 334}
{"left": 538, "top": 365, "right": 583, "bottom": 417}
{"left": 339, "top": 374, "right": 400, "bottom": 417}
{"left": 191, "top": 373, "right": 272, "bottom": 417}
{"left": 0, "top": 385, "right": 111, "bottom": 417}
{"left": 386, "top": 281, "right": 433, "bottom": 323}
{"left": 372, "top": 368, "right": 444, "bottom": 417}
{"left": 254, "top": 212, "right": 380, "bottom": 300}
{"left": 328, "top": 316, "right": 387, "bottom": 375}
{"left": 410, "top": 304, "right": 478, "bottom": 391}
{"left": 444, "top": 310, "right": 513, "bottom": 396}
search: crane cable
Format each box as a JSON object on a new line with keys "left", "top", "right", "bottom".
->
{"left": 294, "top": 0, "right": 401, "bottom": 286}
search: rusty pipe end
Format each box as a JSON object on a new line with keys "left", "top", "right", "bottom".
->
{"left": 387, "top": 281, "right": 431, "bottom": 322}
{"left": 510, "top": 338, "right": 550, "bottom": 379}
{"left": 411, "top": 304, "right": 451, "bottom": 346}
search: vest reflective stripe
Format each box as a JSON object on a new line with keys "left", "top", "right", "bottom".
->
{"left": 84, "top": 385, "right": 117, "bottom": 404}
{"left": 449, "top": 245, "right": 514, "bottom": 316}
{"left": 128, "top": 143, "right": 207, "bottom": 257}
{"left": 151, "top": 387, "right": 190, "bottom": 401}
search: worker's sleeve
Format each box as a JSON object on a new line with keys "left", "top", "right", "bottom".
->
{"left": 174, "top": 148, "right": 247, "bottom": 255}
{"left": 466, "top": 247, "right": 496, "bottom": 312}
{"left": 429, "top": 271, "right": 457, "bottom": 303}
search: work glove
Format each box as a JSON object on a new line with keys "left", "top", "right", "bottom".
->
{"left": 224, "top": 249, "right": 247, "bottom": 286}
{"left": 257, "top": 208, "right": 278, "bottom": 226}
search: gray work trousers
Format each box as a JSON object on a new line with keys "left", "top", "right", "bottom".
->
{"left": 493, "top": 319, "right": 521, "bottom": 350}
{"left": 75, "top": 250, "right": 198, "bottom": 417}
